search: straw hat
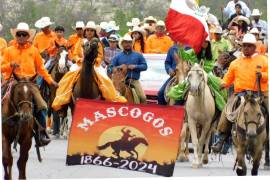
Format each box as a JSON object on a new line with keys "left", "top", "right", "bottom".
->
{"left": 156, "top": 20, "right": 165, "bottom": 27}
{"left": 119, "top": 34, "right": 133, "bottom": 50}
{"left": 144, "top": 16, "right": 157, "bottom": 23}
{"left": 85, "top": 21, "right": 101, "bottom": 34}
{"left": 10, "top": 22, "right": 36, "bottom": 41}
{"left": 242, "top": 33, "right": 257, "bottom": 45}
{"left": 250, "top": 27, "right": 260, "bottom": 34}
{"left": 108, "top": 21, "right": 119, "bottom": 31}
{"left": 236, "top": 15, "right": 250, "bottom": 25}
{"left": 108, "top": 34, "right": 119, "bottom": 42}
{"left": 214, "top": 26, "right": 223, "bottom": 34}
{"left": 99, "top": 21, "right": 108, "bottom": 30}
{"left": 131, "top": 26, "right": 146, "bottom": 36}
{"left": 251, "top": 9, "right": 262, "bottom": 16}
{"left": 35, "top": 17, "right": 54, "bottom": 29}
{"left": 127, "top": 18, "right": 141, "bottom": 27}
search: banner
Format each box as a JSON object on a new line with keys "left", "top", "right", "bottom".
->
{"left": 66, "top": 99, "right": 184, "bottom": 177}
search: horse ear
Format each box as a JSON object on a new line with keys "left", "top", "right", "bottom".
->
{"left": 55, "top": 41, "right": 60, "bottom": 48}
{"left": 199, "top": 59, "right": 204, "bottom": 67}
{"left": 12, "top": 72, "right": 20, "bottom": 82}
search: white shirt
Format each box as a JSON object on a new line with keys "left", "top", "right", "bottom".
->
{"left": 252, "top": 19, "right": 268, "bottom": 36}
{"left": 223, "top": 1, "right": 251, "bottom": 18}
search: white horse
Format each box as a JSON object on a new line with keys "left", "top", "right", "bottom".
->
{"left": 185, "top": 62, "right": 215, "bottom": 168}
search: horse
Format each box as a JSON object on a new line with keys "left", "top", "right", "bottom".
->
{"left": 185, "top": 62, "right": 215, "bottom": 168}
{"left": 213, "top": 50, "right": 237, "bottom": 78}
{"left": 97, "top": 137, "right": 148, "bottom": 159}
{"left": 232, "top": 93, "right": 266, "bottom": 176}
{"left": 48, "top": 43, "right": 71, "bottom": 138}
{"left": 111, "top": 64, "right": 136, "bottom": 104}
{"left": 2, "top": 75, "right": 36, "bottom": 180}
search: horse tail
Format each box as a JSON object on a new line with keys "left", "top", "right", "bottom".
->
{"left": 97, "top": 142, "right": 111, "bottom": 150}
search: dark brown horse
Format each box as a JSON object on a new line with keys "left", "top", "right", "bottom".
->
{"left": 72, "top": 38, "right": 100, "bottom": 100}
{"left": 2, "top": 75, "right": 36, "bottom": 180}
{"left": 112, "top": 64, "right": 136, "bottom": 104}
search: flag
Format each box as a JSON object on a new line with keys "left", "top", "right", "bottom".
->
{"left": 165, "top": 0, "right": 209, "bottom": 54}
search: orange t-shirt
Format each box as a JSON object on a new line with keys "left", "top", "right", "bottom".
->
{"left": 0, "top": 37, "right": 7, "bottom": 58}
{"left": 223, "top": 54, "right": 268, "bottom": 93}
{"left": 133, "top": 39, "right": 147, "bottom": 54}
{"left": 33, "top": 31, "right": 57, "bottom": 56}
{"left": 1, "top": 42, "right": 53, "bottom": 84}
{"left": 145, "top": 34, "right": 173, "bottom": 54}
{"left": 67, "top": 34, "right": 82, "bottom": 60}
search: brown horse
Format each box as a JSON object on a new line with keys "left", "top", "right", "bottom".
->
{"left": 72, "top": 38, "right": 101, "bottom": 106}
{"left": 232, "top": 93, "right": 266, "bottom": 176}
{"left": 2, "top": 75, "right": 36, "bottom": 180}
{"left": 213, "top": 51, "right": 237, "bottom": 78}
{"left": 112, "top": 64, "right": 136, "bottom": 104}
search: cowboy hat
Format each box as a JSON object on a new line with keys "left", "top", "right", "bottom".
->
{"left": 144, "top": 16, "right": 157, "bottom": 23}
{"left": 119, "top": 34, "right": 133, "bottom": 50}
{"left": 214, "top": 26, "right": 223, "bottom": 34}
{"left": 250, "top": 27, "right": 260, "bottom": 34}
{"left": 73, "top": 21, "right": 85, "bottom": 29}
{"left": 85, "top": 21, "right": 101, "bottom": 34}
{"left": 242, "top": 33, "right": 257, "bottom": 45}
{"left": 156, "top": 20, "right": 165, "bottom": 27}
{"left": 236, "top": 15, "right": 250, "bottom": 25}
{"left": 99, "top": 21, "right": 108, "bottom": 30}
{"left": 108, "top": 21, "right": 119, "bottom": 31}
{"left": 127, "top": 18, "right": 141, "bottom": 27}
{"left": 131, "top": 26, "right": 146, "bottom": 36}
{"left": 108, "top": 34, "right": 119, "bottom": 42}
{"left": 251, "top": 9, "right": 262, "bottom": 16}
{"left": 10, "top": 22, "right": 36, "bottom": 41}
{"left": 35, "top": 17, "right": 54, "bottom": 29}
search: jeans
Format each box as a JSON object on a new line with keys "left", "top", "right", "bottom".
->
{"left": 158, "top": 77, "right": 173, "bottom": 105}
{"left": 34, "top": 109, "right": 47, "bottom": 129}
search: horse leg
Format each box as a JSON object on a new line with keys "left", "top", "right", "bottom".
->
{"left": 2, "top": 135, "right": 13, "bottom": 180}
{"left": 188, "top": 119, "right": 201, "bottom": 168}
{"left": 198, "top": 123, "right": 210, "bottom": 165}
{"left": 235, "top": 146, "right": 247, "bottom": 176}
{"left": 177, "top": 122, "right": 189, "bottom": 162}
{"left": 251, "top": 145, "right": 263, "bottom": 176}
{"left": 17, "top": 138, "right": 32, "bottom": 179}
{"left": 264, "top": 115, "right": 269, "bottom": 169}
{"left": 202, "top": 126, "right": 213, "bottom": 165}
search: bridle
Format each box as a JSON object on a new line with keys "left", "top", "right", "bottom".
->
{"left": 187, "top": 68, "right": 206, "bottom": 96}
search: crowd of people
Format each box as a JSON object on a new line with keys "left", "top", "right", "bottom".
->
{"left": 0, "top": 0, "right": 268, "bottom": 159}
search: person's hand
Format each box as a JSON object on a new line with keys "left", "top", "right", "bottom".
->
{"left": 220, "top": 83, "right": 227, "bottom": 91}
{"left": 127, "top": 64, "right": 136, "bottom": 70}
{"left": 10, "top": 62, "right": 20, "bottom": 69}
{"left": 51, "top": 81, "right": 59, "bottom": 88}
{"left": 169, "top": 70, "right": 176, "bottom": 77}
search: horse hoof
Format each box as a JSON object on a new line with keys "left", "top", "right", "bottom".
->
{"left": 178, "top": 155, "right": 189, "bottom": 162}
{"left": 236, "top": 167, "right": 246, "bottom": 176}
{"left": 202, "top": 159, "right": 208, "bottom": 164}
{"left": 192, "top": 162, "right": 202, "bottom": 168}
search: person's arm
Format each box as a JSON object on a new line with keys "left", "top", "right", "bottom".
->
{"left": 222, "top": 62, "right": 235, "bottom": 87}
{"left": 134, "top": 54, "right": 147, "bottom": 72}
{"left": 73, "top": 40, "right": 83, "bottom": 64}
{"left": 1, "top": 48, "right": 12, "bottom": 79}
{"left": 261, "top": 57, "right": 268, "bottom": 82}
{"left": 165, "top": 48, "right": 174, "bottom": 75}
{"left": 94, "top": 42, "right": 104, "bottom": 67}
{"left": 35, "top": 49, "right": 54, "bottom": 84}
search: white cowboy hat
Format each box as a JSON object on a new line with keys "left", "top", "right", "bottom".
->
{"left": 10, "top": 22, "right": 36, "bottom": 41}
{"left": 242, "top": 33, "right": 257, "bottom": 45}
{"left": 131, "top": 26, "right": 146, "bottom": 36}
{"left": 214, "top": 26, "right": 223, "bottom": 34}
{"left": 85, "top": 21, "right": 101, "bottom": 34}
{"left": 0, "top": 23, "right": 2, "bottom": 32}
{"left": 108, "top": 34, "right": 119, "bottom": 42}
{"left": 156, "top": 20, "right": 165, "bottom": 27}
{"left": 119, "top": 34, "right": 133, "bottom": 50}
{"left": 142, "top": 23, "right": 155, "bottom": 33}
{"left": 250, "top": 27, "right": 260, "bottom": 34}
{"left": 99, "top": 21, "right": 108, "bottom": 30}
{"left": 75, "top": 21, "right": 85, "bottom": 29}
{"left": 236, "top": 15, "right": 250, "bottom": 25}
{"left": 251, "top": 9, "right": 262, "bottom": 16}
{"left": 108, "top": 21, "right": 119, "bottom": 31}
{"left": 35, "top": 17, "right": 54, "bottom": 29}
{"left": 144, "top": 16, "right": 157, "bottom": 23}
{"left": 127, "top": 18, "right": 141, "bottom": 27}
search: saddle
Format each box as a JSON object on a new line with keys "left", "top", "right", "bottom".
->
{"left": 124, "top": 79, "right": 140, "bottom": 104}
{"left": 224, "top": 95, "right": 245, "bottom": 122}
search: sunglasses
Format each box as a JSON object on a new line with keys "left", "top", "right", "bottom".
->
{"left": 16, "top": 32, "right": 29, "bottom": 37}
{"left": 76, "top": 28, "right": 83, "bottom": 31}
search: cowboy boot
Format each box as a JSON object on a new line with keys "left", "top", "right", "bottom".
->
{"left": 211, "top": 133, "right": 228, "bottom": 153}
{"left": 39, "top": 129, "right": 51, "bottom": 147}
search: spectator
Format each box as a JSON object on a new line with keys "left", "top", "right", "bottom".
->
{"left": 223, "top": 0, "right": 251, "bottom": 18}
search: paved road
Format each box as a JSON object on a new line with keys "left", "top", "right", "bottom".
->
{"left": 7, "top": 136, "right": 269, "bottom": 179}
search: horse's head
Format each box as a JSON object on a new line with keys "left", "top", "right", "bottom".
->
{"left": 187, "top": 62, "right": 207, "bottom": 96}
{"left": 54, "top": 42, "right": 70, "bottom": 74}
{"left": 214, "top": 51, "right": 236, "bottom": 78}
{"left": 173, "top": 52, "right": 191, "bottom": 83}
{"left": 112, "top": 65, "right": 128, "bottom": 92}
{"left": 242, "top": 93, "right": 264, "bottom": 139}
{"left": 11, "top": 74, "right": 36, "bottom": 121}
{"left": 83, "top": 38, "right": 99, "bottom": 65}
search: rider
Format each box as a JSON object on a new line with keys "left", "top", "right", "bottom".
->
{"left": 111, "top": 34, "right": 148, "bottom": 104}
{"left": 121, "top": 128, "right": 135, "bottom": 143}
{"left": 0, "top": 23, "right": 7, "bottom": 61}
{"left": 1, "top": 22, "right": 59, "bottom": 146}
{"left": 211, "top": 34, "right": 268, "bottom": 156}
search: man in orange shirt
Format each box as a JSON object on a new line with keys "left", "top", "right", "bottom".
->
{"left": 67, "top": 21, "right": 85, "bottom": 62}
{"left": 0, "top": 23, "right": 7, "bottom": 60}
{"left": 145, "top": 20, "right": 173, "bottom": 54}
{"left": 212, "top": 34, "right": 268, "bottom": 154}
{"left": 1, "top": 22, "right": 59, "bottom": 146}
{"left": 33, "top": 17, "right": 56, "bottom": 61}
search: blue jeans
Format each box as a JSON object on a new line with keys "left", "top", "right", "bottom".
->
{"left": 157, "top": 77, "right": 184, "bottom": 105}
{"left": 34, "top": 109, "right": 47, "bottom": 128}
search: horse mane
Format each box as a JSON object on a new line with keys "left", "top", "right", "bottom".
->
{"left": 79, "top": 39, "right": 99, "bottom": 98}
